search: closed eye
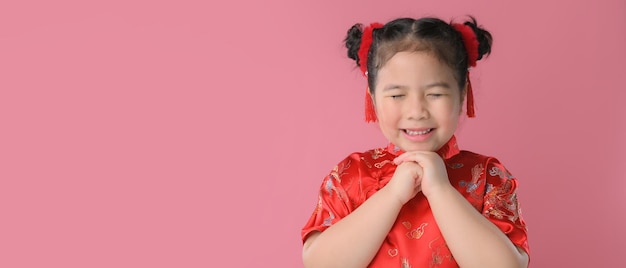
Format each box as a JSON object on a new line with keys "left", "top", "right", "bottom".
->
{"left": 427, "top": 94, "right": 444, "bottom": 98}
{"left": 390, "top": 95, "right": 405, "bottom": 99}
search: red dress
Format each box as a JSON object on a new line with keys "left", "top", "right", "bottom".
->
{"left": 301, "top": 136, "right": 529, "bottom": 267}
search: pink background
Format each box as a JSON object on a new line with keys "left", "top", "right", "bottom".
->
{"left": 1, "top": 0, "right": 624, "bottom": 267}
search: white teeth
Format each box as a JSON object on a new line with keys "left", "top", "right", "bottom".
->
{"left": 405, "top": 129, "right": 432, "bottom": 135}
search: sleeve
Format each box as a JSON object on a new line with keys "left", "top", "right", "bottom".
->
{"left": 482, "top": 158, "right": 530, "bottom": 255}
{"left": 301, "top": 155, "right": 360, "bottom": 243}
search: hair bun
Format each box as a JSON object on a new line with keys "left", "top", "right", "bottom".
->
{"left": 345, "top": 24, "right": 364, "bottom": 66}
{"left": 463, "top": 17, "right": 492, "bottom": 61}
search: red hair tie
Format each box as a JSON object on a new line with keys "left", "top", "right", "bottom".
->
{"left": 452, "top": 23, "right": 479, "bottom": 118}
{"left": 358, "top": 23, "right": 383, "bottom": 122}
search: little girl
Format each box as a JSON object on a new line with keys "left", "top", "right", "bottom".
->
{"left": 301, "top": 16, "right": 530, "bottom": 267}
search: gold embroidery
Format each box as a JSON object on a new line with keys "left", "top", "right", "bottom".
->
{"left": 323, "top": 160, "right": 353, "bottom": 200}
{"left": 374, "top": 159, "right": 394, "bottom": 168}
{"left": 406, "top": 223, "right": 428, "bottom": 239}
{"left": 489, "top": 166, "right": 513, "bottom": 179}
{"left": 429, "top": 237, "right": 453, "bottom": 267}
{"left": 388, "top": 248, "right": 398, "bottom": 257}
{"left": 401, "top": 258, "right": 412, "bottom": 268}
{"left": 314, "top": 197, "right": 322, "bottom": 213}
{"left": 371, "top": 148, "right": 387, "bottom": 159}
{"left": 484, "top": 180, "right": 519, "bottom": 222}
{"left": 471, "top": 164, "right": 484, "bottom": 183}
{"left": 458, "top": 164, "right": 484, "bottom": 199}
{"left": 329, "top": 160, "right": 352, "bottom": 183}
{"left": 361, "top": 156, "right": 373, "bottom": 168}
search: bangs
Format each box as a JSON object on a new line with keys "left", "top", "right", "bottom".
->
{"left": 372, "top": 36, "right": 462, "bottom": 87}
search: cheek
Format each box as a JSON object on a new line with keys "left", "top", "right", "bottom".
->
{"left": 454, "top": 102, "right": 463, "bottom": 115}
{"left": 436, "top": 99, "right": 463, "bottom": 122}
{"left": 445, "top": 96, "right": 464, "bottom": 115}
{"left": 374, "top": 98, "right": 399, "bottom": 120}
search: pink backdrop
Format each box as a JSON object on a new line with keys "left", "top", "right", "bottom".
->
{"left": 1, "top": 0, "right": 625, "bottom": 267}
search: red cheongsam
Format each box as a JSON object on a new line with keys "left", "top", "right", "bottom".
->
{"left": 301, "top": 136, "right": 529, "bottom": 267}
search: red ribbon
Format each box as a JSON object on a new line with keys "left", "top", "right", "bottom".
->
{"left": 452, "top": 23, "right": 479, "bottom": 67}
{"left": 358, "top": 23, "right": 383, "bottom": 122}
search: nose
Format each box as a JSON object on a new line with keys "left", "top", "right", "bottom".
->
{"left": 405, "top": 95, "right": 428, "bottom": 120}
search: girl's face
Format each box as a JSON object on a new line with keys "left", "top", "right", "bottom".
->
{"left": 373, "top": 51, "right": 464, "bottom": 153}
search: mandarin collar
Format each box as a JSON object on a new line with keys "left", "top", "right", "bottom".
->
{"left": 386, "top": 135, "right": 460, "bottom": 160}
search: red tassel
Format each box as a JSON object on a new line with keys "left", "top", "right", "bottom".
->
{"left": 365, "top": 89, "right": 377, "bottom": 122}
{"left": 466, "top": 72, "right": 475, "bottom": 118}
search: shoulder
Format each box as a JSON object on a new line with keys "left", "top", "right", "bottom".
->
{"left": 329, "top": 147, "right": 394, "bottom": 177}
{"left": 323, "top": 146, "right": 395, "bottom": 189}
{"left": 446, "top": 150, "right": 490, "bottom": 173}
{"left": 315, "top": 147, "right": 393, "bottom": 204}
{"left": 454, "top": 150, "right": 490, "bottom": 163}
{"left": 455, "top": 151, "right": 512, "bottom": 171}
{"left": 463, "top": 151, "right": 519, "bottom": 194}
{"left": 453, "top": 151, "right": 518, "bottom": 183}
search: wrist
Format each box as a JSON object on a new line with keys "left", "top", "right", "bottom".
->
{"left": 423, "top": 181, "right": 455, "bottom": 200}
{"left": 377, "top": 186, "right": 406, "bottom": 209}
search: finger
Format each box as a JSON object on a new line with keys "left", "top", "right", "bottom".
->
{"left": 394, "top": 151, "right": 425, "bottom": 163}
{"left": 393, "top": 151, "right": 420, "bottom": 164}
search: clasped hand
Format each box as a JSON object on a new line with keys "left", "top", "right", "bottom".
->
{"left": 386, "top": 151, "right": 451, "bottom": 205}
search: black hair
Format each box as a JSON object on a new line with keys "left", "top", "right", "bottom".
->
{"left": 344, "top": 16, "right": 492, "bottom": 96}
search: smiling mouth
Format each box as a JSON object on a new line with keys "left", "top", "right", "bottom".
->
{"left": 403, "top": 128, "right": 433, "bottom": 135}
